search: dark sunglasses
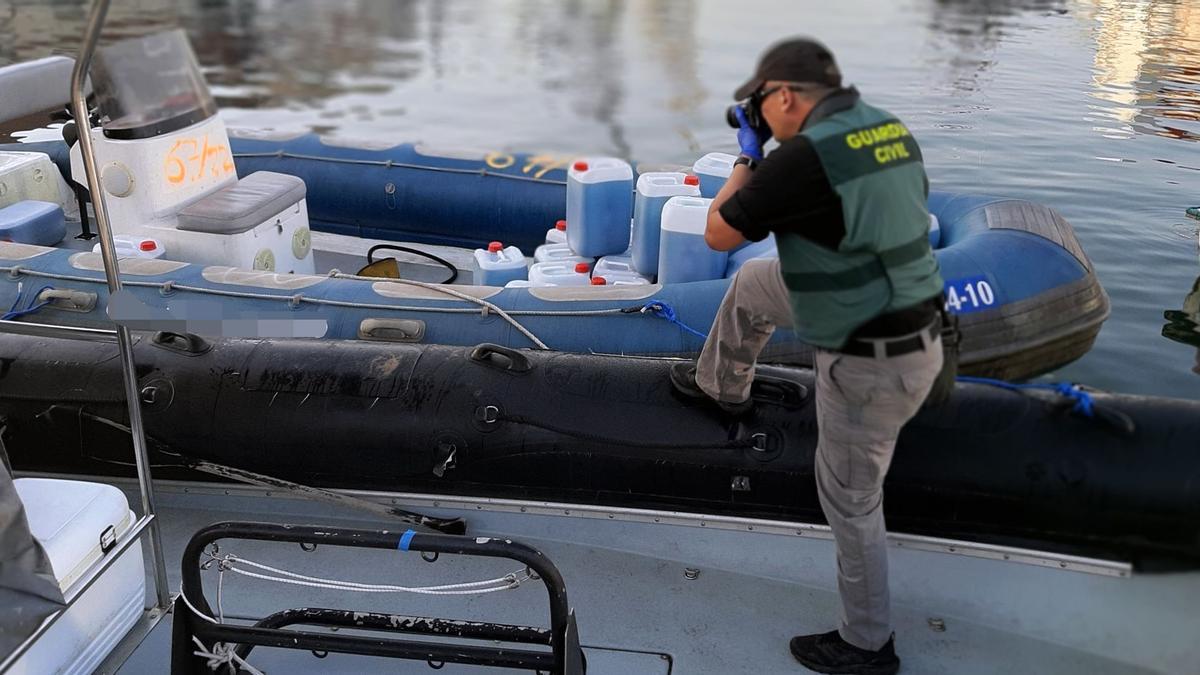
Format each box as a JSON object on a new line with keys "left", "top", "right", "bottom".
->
{"left": 748, "top": 83, "right": 822, "bottom": 106}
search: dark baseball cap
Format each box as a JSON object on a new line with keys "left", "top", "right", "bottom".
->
{"left": 733, "top": 37, "right": 842, "bottom": 100}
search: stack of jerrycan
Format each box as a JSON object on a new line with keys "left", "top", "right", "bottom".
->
{"left": 659, "top": 196, "right": 728, "bottom": 283}
{"left": 520, "top": 151, "right": 798, "bottom": 288}
{"left": 528, "top": 156, "right": 651, "bottom": 288}
{"left": 631, "top": 172, "right": 701, "bottom": 279}
{"left": 692, "top": 151, "right": 787, "bottom": 279}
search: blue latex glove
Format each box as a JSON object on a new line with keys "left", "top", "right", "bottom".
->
{"left": 735, "top": 106, "right": 771, "bottom": 162}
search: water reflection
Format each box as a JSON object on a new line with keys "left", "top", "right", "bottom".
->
{"left": 636, "top": 0, "right": 704, "bottom": 152}
{"left": 1086, "top": 0, "right": 1200, "bottom": 141}
{"left": 0, "top": 0, "right": 196, "bottom": 61}
{"left": 192, "top": 1, "right": 425, "bottom": 113}
{"left": 924, "top": 0, "right": 1066, "bottom": 93}
{"left": 1162, "top": 275, "right": 1200, "bottom": 375}
{"left": 552, "top": 1, "right": 630, "bottom": 157}
{"left": 0, "top": 0, "right": 428, "bottom": 115}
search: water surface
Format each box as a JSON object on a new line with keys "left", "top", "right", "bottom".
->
{"left": 2, "top": 0, "right": 1198, "bottom": 398}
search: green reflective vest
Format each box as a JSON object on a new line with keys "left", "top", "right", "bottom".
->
{"left": 778, "top": 99, "right": 943, "bottom": 349}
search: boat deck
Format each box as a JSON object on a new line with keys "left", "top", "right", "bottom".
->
{"left": 63, "top": 476, "right": 1190, "bottom": 674}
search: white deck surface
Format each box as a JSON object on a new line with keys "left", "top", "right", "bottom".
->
{"left": 65, "top": 476, "right": 1195, "bottom": 674}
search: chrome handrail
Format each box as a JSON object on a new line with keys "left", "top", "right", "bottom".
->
{"left": 63, "top": 0, "right": 172, "bottom": 614}
{"left": 0, "top": 0, "right": 174, "bottom": 667}
{"left": 0, "top": 1, "right": 176, "bottom": 668}
{"left": 0, "top": 319, "right": 117, "bottom": 342}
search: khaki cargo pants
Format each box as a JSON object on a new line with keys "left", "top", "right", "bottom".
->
{"left": 696, "top": 258, "right": 942, "bottom": 651}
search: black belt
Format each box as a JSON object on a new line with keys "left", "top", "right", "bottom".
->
{"left": 838, "top": 316, "right": 941, "bottom": 358}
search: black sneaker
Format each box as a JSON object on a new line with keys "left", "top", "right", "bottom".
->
{"left": 668, "top": 362, "right": 754, "bottom": 415}
{"left": 789, "top": 630, "right": 900, "bottom": 675}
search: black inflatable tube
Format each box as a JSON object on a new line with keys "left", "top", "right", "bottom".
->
{"left": 0, "top": 332, "right": 1196, "bottom": 570}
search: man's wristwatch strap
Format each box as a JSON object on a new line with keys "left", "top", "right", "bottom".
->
{"left": 734, "top": 155, "right": 758, "bottom": 171}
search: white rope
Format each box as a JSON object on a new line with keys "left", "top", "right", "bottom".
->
{"left": 224, "top": 554, "right": 522, "bottom": 590}
{"left": 329, "top": 272, "right": 549, "bottom": 348}
{"left": 1, "top": 267, "right": 644, "bottom": 319}
{"left": 0, "top": 265, "right": 563, "bottom": 349}
{"left": 179, "top": 587, "right": 266, "bottom": 674}
{"left": 229, "top": 150, "right": 569, "bottom": 186}
{"left": 191, "top": 636, "right": 265, "bottom": 675}
{"left": 178, "top": 587, "right": 219, "bottom": 625}
{"left": 216, "top": 567, "right": 225, "bottom": 623}
{"left": 179, "top": 550, "right": 528, "bottom": 673}
{"left": 210, "top": 553, "right": 530, "bottom": 595}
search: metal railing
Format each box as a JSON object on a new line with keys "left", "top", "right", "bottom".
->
{"left": 173, "top": 522, "right": 584, "bottom": 674}
{"left": 0, "top": 0, "right": 172, "bottom": 669}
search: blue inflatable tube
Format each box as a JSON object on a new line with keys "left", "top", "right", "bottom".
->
{"left": 229, "top": 131, "right": 571, "bottom": 251}
{"left": 5, "top": 133, "right": 570, "bottom": 252}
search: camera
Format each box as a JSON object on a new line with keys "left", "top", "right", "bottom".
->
{"left": 726, "top": 102, "right": 767, "bottom": 134}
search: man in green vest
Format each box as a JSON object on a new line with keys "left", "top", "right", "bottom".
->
{"left": 671, "top": 38, "right": 945, "bottom": 674}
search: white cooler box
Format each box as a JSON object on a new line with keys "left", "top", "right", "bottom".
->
{"left": 10, "top": 478, "right": 145, "bottom": 675}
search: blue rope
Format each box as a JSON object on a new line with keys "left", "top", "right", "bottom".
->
{"left": 1, "top": 301, "right": 51, "bottom": 321}
{"left": 957, "top": 375, "right": 1094, "bottom": 417}
{"left": 640, "top": 300, "right": 709, "bottom": 341}
{"left": 5, "top": 283, "right": 26, "bottom": 316}
{"left": 1, "top": 285, "right": 53, "bottom": 322}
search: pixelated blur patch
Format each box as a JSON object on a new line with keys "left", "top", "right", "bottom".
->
{"left": 107, "top": 289, "right": 327, "bottom": 337}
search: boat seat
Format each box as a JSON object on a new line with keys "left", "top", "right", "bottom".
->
{"left": 0, "top": 200, "right": 66, "bottom": 246}
{"left": 177, "top": 171, "right": 306, "bottom": 235}
{"left": 10, "top": 477, "right": 144, "bottom": 673}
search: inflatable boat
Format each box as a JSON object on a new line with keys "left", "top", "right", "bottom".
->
{"left": 0, "top": 330, "right": 1195, "bottom": 570}
{"left": 0, "top": 36, "right": 1108, "bottom": 380}
{"left": 0, "top": 138, "right": 1109, "bottom": 379}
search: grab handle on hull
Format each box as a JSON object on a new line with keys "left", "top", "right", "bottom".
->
{"left": 151, "top": 331, "right": 211, "bottom": 355}
{"left": 470, "top": 343, "right": 532, "bottom": 373}
{"left": 359, "top": 318, "right": 426, "bottom": 343}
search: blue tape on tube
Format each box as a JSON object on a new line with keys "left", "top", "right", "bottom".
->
{"left": 398, "top": 529, "right": 416, "bottom": 551}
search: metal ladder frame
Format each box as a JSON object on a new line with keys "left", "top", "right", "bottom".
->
{"left": 172, "top": 522, "right": 585, "bottom": 674}
{"left": 0, "top": 0, "right": 173, "bottom": 669}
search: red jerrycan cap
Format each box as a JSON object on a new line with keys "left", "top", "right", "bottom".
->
{"left": 139, "top": 240, "right": 157, "bottom": 251}
{"left": 487, "top": 241, "right": 503, "bottom": 253}
{"left": 574, "top": 262, "right": 591, "bottom": 273}
{"left": 573, "top": 160, "right": 589, "bottom": 172}
{"left": 683, "top": 175, "right": 699, "bottom": 186}
{"left": 591, "top": 276, "right": 607, "bottom": 285}
{"left": 556, "top": 219, "right": 567, "bottom": 231}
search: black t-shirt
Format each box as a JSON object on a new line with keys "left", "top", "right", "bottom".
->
{"left": 717, "top": 137, "right": 845, "bottom": 250}
{"left": 717, "top": 136, "right": 940, "bottom": 339}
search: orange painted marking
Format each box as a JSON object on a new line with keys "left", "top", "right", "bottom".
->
{"left": 162, "top": 134, "right": 235, "bottom": 187}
